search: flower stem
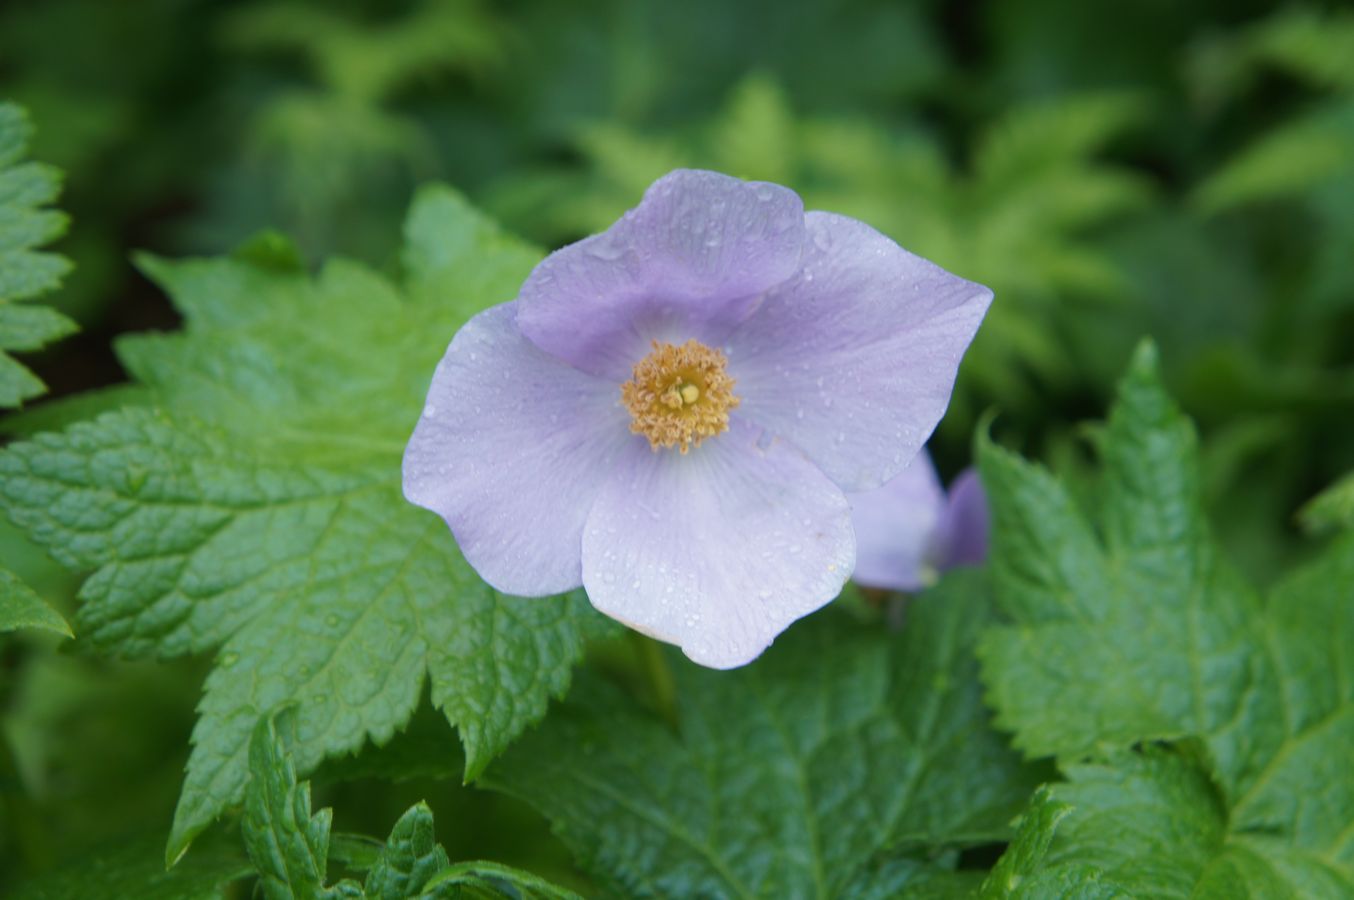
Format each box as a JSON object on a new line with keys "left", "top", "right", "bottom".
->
{"left": 632, "top": 632, "right": 679, "bottom": 728}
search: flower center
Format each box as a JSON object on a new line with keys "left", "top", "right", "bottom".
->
{"left": 621, "top": 339, "right": 740, "bottom": 453}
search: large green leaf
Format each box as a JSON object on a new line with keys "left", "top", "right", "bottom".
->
{"left": 485, "top": 573, "right": 1042, "bottom": 899}
{"left": 0, "top": 187, "right": 611, "bottom": 864}
{"left": 978, "top": 342, "right": 1354, "bottom": 893}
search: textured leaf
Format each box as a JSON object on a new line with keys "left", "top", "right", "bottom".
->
{"left": 978, "top": 342, "right": 1354, "bottom": 889}
{"left": 0, "top": 186, "right": 609, "bottom": 864}
{"left": 983, "top": 751, "right": 1353, "bottom": 899}
{"left": 0, "top": 565, "right": 71, "bottom": 637}
{"left": 978, "top": 343, "right": 1259, "bottom": 766}
{"left": 364, "top": 803, "right": 450, "bottom": 900}
{"left": 485, "top": 574, "right": 1042, "bottom": 899}
{"left": 243, "top": 712, "right": 355, "bottom": 899}
{"left": 0, "top": 101, "right": 75, "bottom": 408}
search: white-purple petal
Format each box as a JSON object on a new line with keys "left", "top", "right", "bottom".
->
{"left": 930, "top": 467, "right": 989, "bottom": 570}
{"left": 402, "top": 302, "right": 631, "bottom": 596}
{"left": 848, "top": 450, "right": 946, "bottom": 591}
{"left": 516, "top": 170, "right": 805, "bottom": 379}
{"left": 581, "top": 421, "right": 854, "bottom": 669}
{"left": 726, "top": 211, "right": 992, "bottom": 492}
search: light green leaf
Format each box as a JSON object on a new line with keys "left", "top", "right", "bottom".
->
{"left": 1194, "top": 116, "right": 1354, "bottom": 214}
{"left": 484, "top": 574, "right": 1042, "bottom": 899}
{"left": 1301, "top": 471, "right": 1354, "bottom": 533}
{"left": 0, "top": 565, "right": 70, "bottom": 637}
{"left": 0, "top": 186, "right": 609, "bottom": 864}
{"left": 0, "top": 101, "right": 76, "bottom": 408}
{"left": 978, "top": 342, "right": 1354, "bottom": 889}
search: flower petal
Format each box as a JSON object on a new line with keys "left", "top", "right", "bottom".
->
{"left": 402, "top": 302, "right": 630, "bottom": 595}
{"left": 931, "top": 468, "right": 989, "bottom": 570}
{"left": 517, "top": 170, "right": 806, "bottom": 378}
{"left": 581, "top": 422, "right": 854, "bottom": 669}
{"left": 726, "top": 212, "right": 993, "bottom": 492}
{"left": 848, "top": 450, "right": 946, "bottom": 591}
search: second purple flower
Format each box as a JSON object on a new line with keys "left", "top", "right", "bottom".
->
{"left": 404, "top": 170, "right": 992, "bottom": 668}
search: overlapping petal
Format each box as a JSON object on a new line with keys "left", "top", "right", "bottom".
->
{"left": 726, "top": 212, "right": 992, "bottom": 492}
{"left": 848, "top": 451, "right": 946, "bottom": 591}
{"left": 931, "top": 468, "right": 989, "bottom": 570}
{"left": 403, "top": 302, "right": 631, "bottom": 596}
{"left": 581, "top": 422, "right": 854, "bottom": 668}
{"left": 516, "top": 170, "right": 805, "bottom": 379}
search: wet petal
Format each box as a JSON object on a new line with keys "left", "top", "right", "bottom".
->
{"left": 403, "top": 302, "right": 630, "bottom": 595}
{"left": 581, "top": 423, "right": 853, "bottom": 669}
{"left": 517, "top": 170, "right": 805, "bottom": 378}
{"left": 727, "top": 212, "right": 992, "bottom": 492}
{"left": 848, "top": 450, "right": 946, "bottom": 591}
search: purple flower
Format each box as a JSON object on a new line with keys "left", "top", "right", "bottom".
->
{"left": 403, "top": 170, "right": 991, "bottom": 668}
{"left": 849, "top": 451, "right": 989, "bottom": 592}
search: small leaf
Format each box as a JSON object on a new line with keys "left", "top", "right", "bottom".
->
{"left": 1300, "top": 471, "right": 1354, "bottom": 533}
{"left": 0, "top": 566, "right": 71, "bottom": 637}
{"left": 364, "top": 803, "right": 450, "bottom": 900}
{"left": 243, "top": 711, "right": 335, "bottom": 899}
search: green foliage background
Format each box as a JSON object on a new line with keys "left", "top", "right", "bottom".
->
{"left": 1, "top": 0, "right": 1352, "bottom": 897}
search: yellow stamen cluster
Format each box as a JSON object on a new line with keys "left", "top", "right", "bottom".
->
{"left": 621, "top": 339, "right": 740, "bottom": 453}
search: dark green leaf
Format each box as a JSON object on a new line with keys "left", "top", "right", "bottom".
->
{"left": 0, "top": 186, "right": 608, "bottom": 864}
{"left": 485, "top": 574, "right": 1041, "bottom": 898}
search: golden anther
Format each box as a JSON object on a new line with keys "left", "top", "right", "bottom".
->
{"left": 620, "top": 340, "right": 740, "bottom": 453}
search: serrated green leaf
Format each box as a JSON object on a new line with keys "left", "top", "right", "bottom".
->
{"left": 244, "top": 712, "right": 335, "bottom": 899}
{"left": 364, "top": 803, "right": 450, "bottom": 900}
{"left": 978, "top": 342, "right": 1354, "bottom": 888}
{"left": 0, "top": 565, "right": 71, "bottom": 637}
{"left": 484, "top": 574, "right": 1042, "bottom": 899}
{"left": 983, "top": 751, "right": 1353, "bottom": 899}
{"left": 0, "top": 101, "right": 74, "bottom": 409}
{"left": 244, "top": 712, "right": 367, "bottom": 900}
{"left": 977, "top": 343, "right": 1260, "bottom": 764}
{"left": 0, "top": 185, "right": 608, "bottom": 865}
{"left": 9, "top": 832, "right": 253, "bottom": 900}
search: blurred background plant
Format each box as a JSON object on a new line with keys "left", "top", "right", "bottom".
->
{"left": 2, "top": 0, "right": 1352, "bottom": 893}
